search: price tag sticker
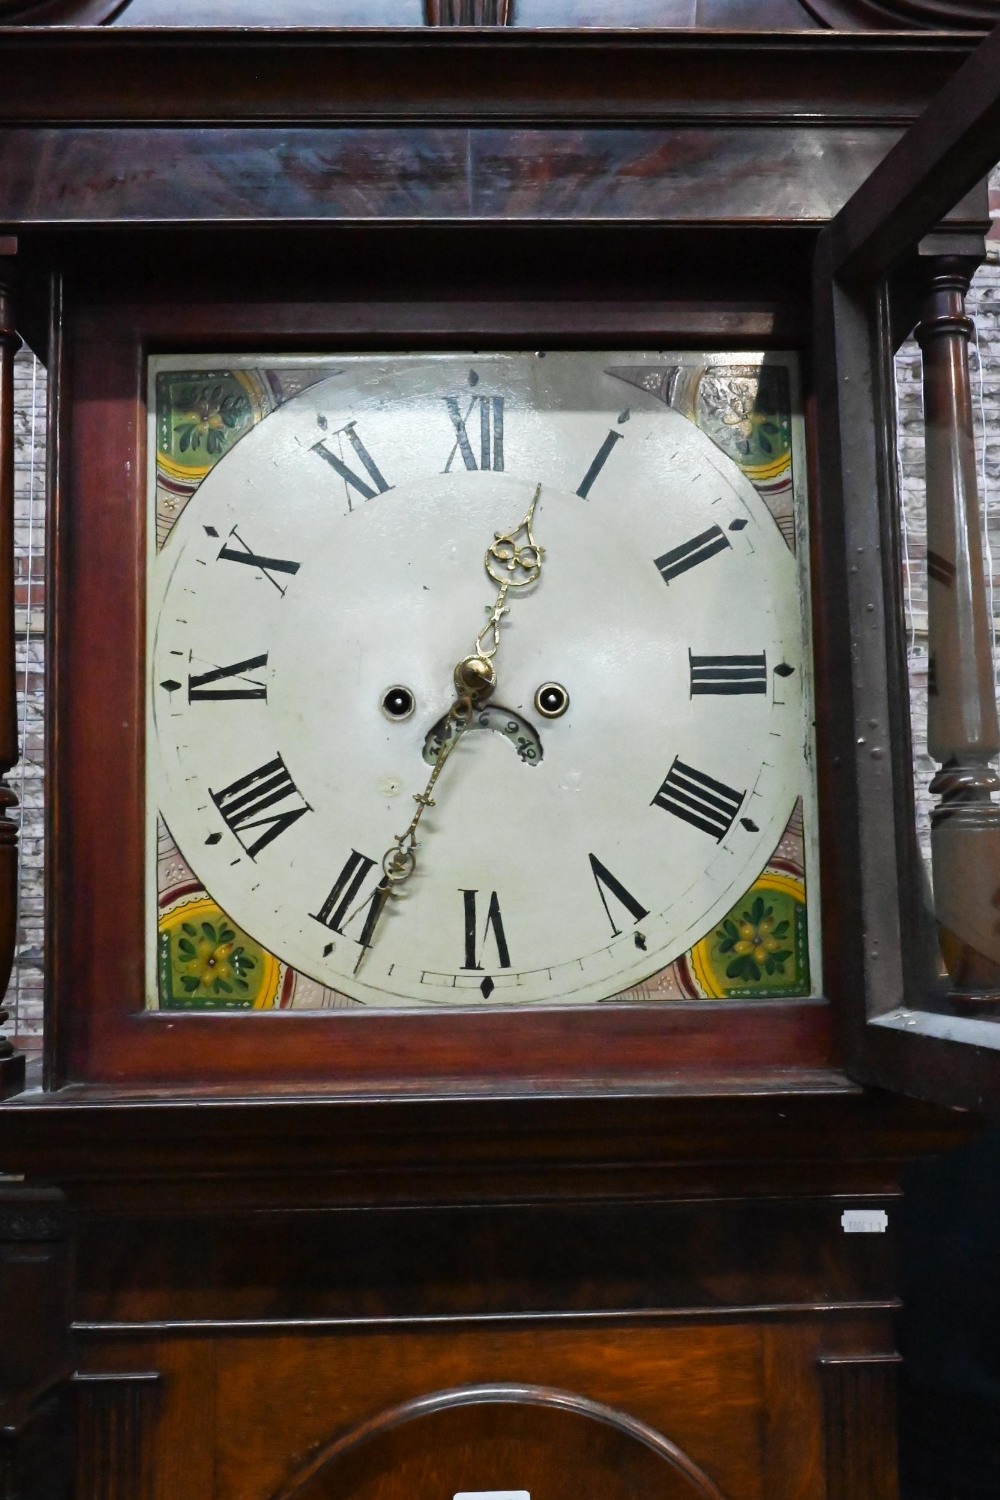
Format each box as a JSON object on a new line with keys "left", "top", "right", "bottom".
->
{"left": 841, "top": 1209, "right": 889, "bottom": 1234}
{"left": 453, "top": 1493, "right": 530, "bottom": 1499}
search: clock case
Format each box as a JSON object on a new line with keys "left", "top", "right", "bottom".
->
{"left": 0, "top": 19, "right": 999, "bottom": 1500}
{"left": 0, "top": 24, "right": 997, "bottom": 1104}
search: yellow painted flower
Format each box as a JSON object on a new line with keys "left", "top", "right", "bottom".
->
{"left": 175, "top": 918, "right": 256, "bottom": 999}
{"left": 716, "top": 895, "right": 793, "bottom": 984}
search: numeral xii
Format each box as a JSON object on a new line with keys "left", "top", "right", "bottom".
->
{"left": 445, "top": 395, "right": 504, "bottom": 472}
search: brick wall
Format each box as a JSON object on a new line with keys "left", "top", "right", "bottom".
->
{"left": 7, "top": 347, "right": 46, "bottom": 1055}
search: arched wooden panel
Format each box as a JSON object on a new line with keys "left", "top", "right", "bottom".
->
{"left": 273, "top": 1384, "right": 729, "bottom": 1500}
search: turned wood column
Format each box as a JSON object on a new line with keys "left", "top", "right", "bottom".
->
{"left": 916, "top": 256, "right": 1000, "bottom": 1001}
{"left": 0, "top": 257, "right": 23, "bottom": 1097}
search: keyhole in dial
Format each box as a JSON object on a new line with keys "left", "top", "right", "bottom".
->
{"left": 381, "top": 686, "right": 415, "bottom": 721}
{"left": 534, "top": 682, "right": 570, "bottom": 719}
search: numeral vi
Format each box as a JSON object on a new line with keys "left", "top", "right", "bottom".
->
{"left": 461, "top": 888, "right": 511, "bottom": 970}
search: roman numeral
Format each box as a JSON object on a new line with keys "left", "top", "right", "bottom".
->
{"left": 311, "top": 849, "right": 388, "bottom": 950}
{"left": 651, "top": 757, "right": 745, "bottom": 841}
{"left": 689, "top": 651, "right": 767, "bottom": 696}
{"left": 209, "top": 754, "right": 310, "bottom": 859}
{"left": 589, "top": 854, "right": 649, "bottom": 937}
{"left": 188, "top": 653, "right": 268, "bottom": 702}
{"left": 576, "top": 429, "right": 624, "bottom": 498}
{"left": 312, "top": 422, "right": 392, "bottom": 504}
{"left": 218, "top": 528, "right": 301, "bottom": 594}
{"left": 444, "top": 395, "right": 504, "bottom": 471}
{"left": 461, "top": 888, "right": 511, "bottom": 970}
{"left": 655, "top": 525, "right": 731, "bottom": 585}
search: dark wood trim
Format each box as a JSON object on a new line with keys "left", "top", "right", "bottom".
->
{"left": 0, "top": 1185, "right": 73, "bottom": 1500}
{"left": 0, "top": 124, "right": 909, "bottom": 232}
{"left": 0, "top": 30, "right": 982, "bottom": 127}
{"left": 48, "top": 291, "right": 836, "bottom": 1093}
{"left": 0, "top": 1089, "right": 967, "bottom": 1208}
{"left": 74, "top": 1372, "right": 160, "bottom": 1500}
{"left": 74, "top": 1305, "right": 902, "bottom": 1337}
{"left": 827, "top": 20, "right": 1000, "bottom": 279}
{"left": 820, "top": 1353, "right": 901, "bottom": 1500}
{"left": 44, "top": 270, "right": 66, "bottom": 1091}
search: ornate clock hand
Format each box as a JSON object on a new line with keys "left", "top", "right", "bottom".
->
{"left": 352, "top": 484, "right": 545, "bottom": 974}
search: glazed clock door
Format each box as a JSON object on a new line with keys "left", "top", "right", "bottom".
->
{"left": 814, "top": 18, "right": 1000, "bottom": 1110}
{"left": 147, "top": 351, "right": 820, "bottom": 1021}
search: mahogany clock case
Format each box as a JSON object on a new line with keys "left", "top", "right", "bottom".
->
{"left": 34, "top": 224, "right": 858, "bottom": 1096}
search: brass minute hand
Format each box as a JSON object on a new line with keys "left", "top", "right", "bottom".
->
{"left": 351, "top": 484, "right": 545, "bottom": 974}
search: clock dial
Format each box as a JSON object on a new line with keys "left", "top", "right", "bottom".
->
{"left": 148, "top": 352, "right": 817, "bottom": 1009}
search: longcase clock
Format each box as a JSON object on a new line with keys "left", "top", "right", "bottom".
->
{"left": 1, "top": 15, "right": 1000, "bottom": 1500}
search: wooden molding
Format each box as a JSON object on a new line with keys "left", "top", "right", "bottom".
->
{"left": 274, "top": 1384, "right": 728, "bottom": 1499}
{"left": 820, "top": 1353, "right": 902, "bottom": 1500}
{"left": 74, "top": 1372, "right": 161, "bottom": 1500}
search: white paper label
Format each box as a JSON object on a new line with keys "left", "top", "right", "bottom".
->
{"left": 453, "top": 1493, "right": 530, "bottom": 1499}
{"left": 841, "top": 1209, "right": 889, "bottom": 1233}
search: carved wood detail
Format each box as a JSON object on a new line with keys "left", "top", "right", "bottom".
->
{"left": 74, "top": 1372, "right": 161, "bottom": 1500}
{"left": 0, "top": 256, "right": 22, "bottom": 1101}
{"left": 819, "top": 1354, "right": 901, "bottom": 1500}
{"left": 916, "top": 257, "right": 1000, "bottom": 1003}
{"left": 274, "top": 1383, "right": 729, "bottom": 1500}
